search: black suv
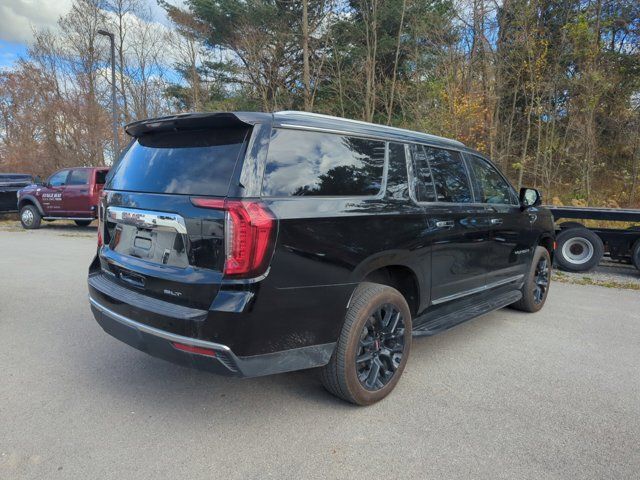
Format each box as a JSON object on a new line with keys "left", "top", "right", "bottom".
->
{"left": 88, "top": 111, "right": 554, "bottom": 405}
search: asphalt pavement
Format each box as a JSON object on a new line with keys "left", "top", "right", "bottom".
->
{"left": 1, "top": 226, "right": 639, "bottom": 479}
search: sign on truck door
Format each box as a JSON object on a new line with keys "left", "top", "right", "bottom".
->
{"left": 38, "top": 169, "right": 70, "bottom": 214}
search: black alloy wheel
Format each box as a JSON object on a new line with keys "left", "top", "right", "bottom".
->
{"left": 356, "top": 303, "right": 406, "bottom": 391}
{"left": 320, "top": 282, "right": 412, "bottom": 405}
{"left": 533, "top": 256, "right": 550, "bottom": 304}
{"left": 510, "top": 246, "right": 551, "bottom": 313}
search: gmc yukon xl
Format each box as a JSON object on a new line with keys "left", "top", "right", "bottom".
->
{"left": 88, "top": 111, "right": 555, "bottom": 405}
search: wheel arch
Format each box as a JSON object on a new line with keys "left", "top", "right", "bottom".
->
{"left": 350, "top": 252, "right": 424, "bottom": 317}
{"left": 537, "top": 233, "right": 555, "bottom": 263}
{"left": 18, "top": 195, "right": 45, "bottom": 216}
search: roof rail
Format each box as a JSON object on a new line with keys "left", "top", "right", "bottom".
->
{"left": 275, "top": 111, "right": 465, "bottom": 147}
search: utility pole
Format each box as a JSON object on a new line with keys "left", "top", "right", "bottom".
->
{"left": 97, "top": 29, "right": 119, "bottom": 162}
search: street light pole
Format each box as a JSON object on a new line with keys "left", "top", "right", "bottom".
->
{"left": 97, "top": 29, "right": 119, "bottom": 162}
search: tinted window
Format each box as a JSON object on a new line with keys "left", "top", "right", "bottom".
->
{"left": 468, "top": 155, "right": 516, "bottom": 204}
{"left": 107, "top": 128, "right": 249, "bottom": 196}
{"left": 386, "top": 143, "right": 410, "bottom": 200}
{"left": 409, "top": 144, "right": 437, "bottom": 202}
{"left": 67, "top": 169, "right": 90, "bottom": 186}
{"left": 95, "top": 170, "right": 107, "bottom": 185}
{"left": 0, "top": 174, "right": 32, "bottom": 186}
{"left": 425, "top": 147, "right": 472, "bottom": 203}
{"left": 262, "top": 129, "right": 385, "bottom": 197}
{"left": 48, "top": 170, "right": 69, "bottom": 187}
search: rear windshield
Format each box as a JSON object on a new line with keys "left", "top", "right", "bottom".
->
{"left": 107, "top": 128, "right": 249, "bottom": 196}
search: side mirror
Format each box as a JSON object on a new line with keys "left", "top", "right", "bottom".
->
{"left": 34, "top": 175, "right": 42, "bottom": 185}
{"left": 519, "top": 187, "right": 541, "bottom": 209}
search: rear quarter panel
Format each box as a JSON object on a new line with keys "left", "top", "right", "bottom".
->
{"left": 246, "top": 195, "right": 430, "bottom": 354}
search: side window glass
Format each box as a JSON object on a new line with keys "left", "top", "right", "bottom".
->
{"left": 425, "top": 147, "right": 472, "bottom": 203}
{"left": 48, "top": 170, "right": 69, "bottom": 187}
{"left": 386, "top": 142, "right": 409, "bottom": 200}
{"left": 468, "top": 155, "right": 516, "bottom": 205}
{"left": 409, "top": 144, "right": 437, "bottom": 202}
{"left": 67, "top": 169, "right": 90, "bottom": 186}
{"left": 262, "top": 129, "right": 385, "bottom": 197}
{"left": 95, "top": 170, "right": 107, "bottom": 185}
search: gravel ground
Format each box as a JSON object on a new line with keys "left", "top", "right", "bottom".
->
{"left": 1, "top": 228, "right": 640, "bottom": 480}
{"left": 553, "top": 259, "right": 640, "bottom": 289}
{"left": 0, "top": 217, "right": 96, "bottom": 237}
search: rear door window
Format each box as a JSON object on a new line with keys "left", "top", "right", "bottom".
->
{"left": 262, "top": 129, "right": 385, "bottom": 197}
{"left": 386, "top": 143, "right": 410, "bottom": 200}
{"left": 107, "top": 128, "right": 249, "bottom": 196}
{"left": 95, "top": 170, "right": 107, "bottom": 185}
{"left": 409, "top": 144, "right": 437, "bottom": 202}
{"left": 424, "top": 147, "right": 473, "bottom": 203}
{"left": 67, "top": 170, "right": 90, "bottom": 186}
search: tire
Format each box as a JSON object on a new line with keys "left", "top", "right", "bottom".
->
{"left": 511, "top": 246, "right": 551, "bottom": 313}
{"left": 555, "top": 227, "right": 603, "bottom": 272}
{"left": 632, "top": 240, "right": 640, "bottom": 272}
{"left": 19, "top": 204, "right": 41, "bottom": 229}
{"left": 559, "top": 221, "right": 584, "bottom": 230}
{"left": 320, "top": 282, "right": 412, "bottom": 406}
{"left": 74, "top": 220, "right": 92, "bottom": 227}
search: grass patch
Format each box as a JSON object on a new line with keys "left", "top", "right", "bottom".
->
{"left": 552, "top": 272, "right": 640, "bottom": 291}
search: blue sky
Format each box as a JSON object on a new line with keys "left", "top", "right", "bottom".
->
{"left": 0, "top": 41, "right": 27, "bottom": 70}
{"left": 0, "top": 0, "right": 177, "bottom": 70}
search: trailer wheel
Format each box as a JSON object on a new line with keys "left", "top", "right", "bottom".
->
{"left": 632, "top": 240, "right": 640, "bottom": 272}
{"left": 555, "top": 228, "right": 603, "bottom": 272}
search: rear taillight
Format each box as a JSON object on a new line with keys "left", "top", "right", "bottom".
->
{"left": 192, "top": 198, "right": 276, "bottom": 278}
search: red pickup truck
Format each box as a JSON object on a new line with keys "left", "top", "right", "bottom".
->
{"left": 17, "top": 167, "right": 109, "bottom": 229}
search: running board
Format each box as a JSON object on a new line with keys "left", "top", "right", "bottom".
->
{"left": 412, "top": 289, "right": 522, "bottom": 337}
{"left": 43, "top": 216, "right": 94, "bottom": 221}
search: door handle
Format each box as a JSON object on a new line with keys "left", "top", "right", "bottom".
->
{"left": 490, "top": 218, "right": 503, "bottom": 225}
{"left": 435, "top": 220, "right": 455, "bottom": 229}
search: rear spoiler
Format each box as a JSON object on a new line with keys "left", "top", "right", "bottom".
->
{"left": 124, "top": 112, "right": 272, "bottom": 138}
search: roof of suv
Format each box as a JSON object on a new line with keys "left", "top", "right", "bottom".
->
{"left": 125, "top": 111, "right": 466, "bottom": 150}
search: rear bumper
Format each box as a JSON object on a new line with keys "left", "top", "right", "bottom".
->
{"left": 89, "top": 296, "right": 335, "bottom": 378}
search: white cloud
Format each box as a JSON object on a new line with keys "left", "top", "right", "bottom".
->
{"left": 0, "top": 0, "right": 184, "bottom": 44}
{"left": 0, "top": 0, "right": 74, "bottom": 43}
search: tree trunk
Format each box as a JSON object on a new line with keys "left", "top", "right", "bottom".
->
{"left": 302, "top": 0, "right": 311, "bottom": 111}
{"left": 386, "top": 0, "right": 406, "bottom": 125}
